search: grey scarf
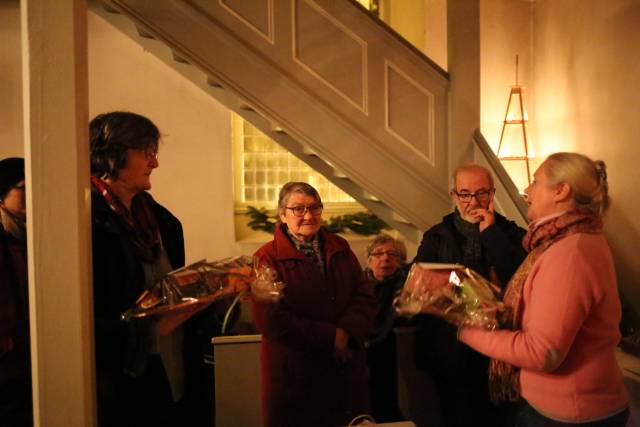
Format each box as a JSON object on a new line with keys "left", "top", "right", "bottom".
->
{"left": 284, "top": 224, "right": 325, "bottom": 276}
{"left": 453, "top": 208, "right": 482, "bottom": 267}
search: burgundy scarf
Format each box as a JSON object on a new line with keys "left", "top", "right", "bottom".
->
{"left": 489, "top": 209, "right": 603, "bottom": 403}
{"left": 91, "top": 176, "right": 161, "bottom": 263}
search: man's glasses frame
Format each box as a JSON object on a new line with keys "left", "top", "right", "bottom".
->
{"left": 285, "top": 204, "right": 324, "bottom": 217}
{"left": 452, "top": 188, "right": 494, "bottom": 203}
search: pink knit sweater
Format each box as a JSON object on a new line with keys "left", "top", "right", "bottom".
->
{"left": 459, "top": 232, "right": 628, "bottom": 422}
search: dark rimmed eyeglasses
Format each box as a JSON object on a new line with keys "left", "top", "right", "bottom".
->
{"left": 140, "top": 148, "right": 159, "bottom": 160}
{"left": 128, "top": 147, "right": 158, "bottom": 160}
{"left": 285, "top": 204, "right": 323, "bottom": 217}
{"left": 452, "top": 189, "right": 494, "bottom": 203}
{"left": 370, "top": 250, "right": 399, "bottom": 258}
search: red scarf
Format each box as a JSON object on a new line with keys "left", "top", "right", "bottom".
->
{"left": 91, "top": 176, "right": 161, "bottom": 263}
{"left": 489, "top": 209, "right": 603, "bottom": 403}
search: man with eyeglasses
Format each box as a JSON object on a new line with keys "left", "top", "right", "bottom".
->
{"left": 412, "top": 163, "right": 527, "bottom": 427}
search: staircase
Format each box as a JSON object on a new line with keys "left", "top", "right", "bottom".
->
{"left": 91, "top": 0, "right": 454, "bottom": 243}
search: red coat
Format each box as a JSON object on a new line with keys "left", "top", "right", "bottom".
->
{"left": 253, "top": 224, "right": 376, "bottom": 427}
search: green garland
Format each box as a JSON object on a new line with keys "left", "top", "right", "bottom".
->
{"left": 244, "top": 206, "right": 389, "bottom": 236}
{"left": 245, "top": 206, "right": 279, "bottom": 233}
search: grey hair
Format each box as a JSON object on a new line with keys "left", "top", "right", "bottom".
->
{"left": 542, "top": 152, "right": 610, "bottom": 216}
{"left": 366, "top": 234, "right": 407, "bottom": 262}
{"left": 277, "top": 182, "right": 322, "bottom": 215}
{"left": 451, "top": 163, "right": 494, "bottom": 190}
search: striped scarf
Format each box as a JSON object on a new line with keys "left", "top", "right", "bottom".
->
{"left": 489, "top": 209, "right": 603, "bottom": 403}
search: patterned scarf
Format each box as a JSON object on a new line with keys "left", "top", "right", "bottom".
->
{"left": 91, "top": 176, "right": 161, "bottom": 263}
{"left": 283, "top": 224, "right": 325, "bottom": 275}
{"left": 453, "top": 208, "right": 482, "bottom": 267}
{"left": 489, "top": 209, "right": 603, "bottom": 403}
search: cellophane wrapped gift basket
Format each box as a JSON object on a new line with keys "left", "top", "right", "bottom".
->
{"left": 122, "top": 255, "right": 285, "bottom": 334}
{"left": 394, "top": 263, "right": 504, "bottom": 330}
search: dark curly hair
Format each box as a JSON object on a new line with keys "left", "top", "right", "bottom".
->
{"left": 89, "top": 111, "right": 160, "bottom": 178}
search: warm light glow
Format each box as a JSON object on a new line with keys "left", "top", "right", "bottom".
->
{"left": 497, "top": 85, "right": 533, "bottom": 191}
{"left": 354, "top": 0, "right": 374, "bottom": 10}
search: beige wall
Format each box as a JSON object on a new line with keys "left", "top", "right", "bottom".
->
{"left": 480, "top": 0, "right": 533, "bottom": 151}
{"left": 0, "top": 5, "right": 395, "bottom": 266}
{"left": 530, "top": 0, "right": 640, "bottom": 309}
{"left": 88, "top": 13, "right": 238, "bottom": 264}
{"left": 87, "top": 12, "right": 418, "bottom": 266}
{"left": 424, "top": 0, "right": 448, "bottom": 70}
{"left": 0, "top": 3, "right": 242, "bottom": 263}
{"left": 0, "top": 1, "right": 23, "bottom": 158}
{"left": 480, "top": 0, "right": 640, "bottom": 308}
{"left": 379, "top": 0, "right": 448, "bottom": 70}
{"left": 6, "top": 2, "right": 636, "bottom": 290}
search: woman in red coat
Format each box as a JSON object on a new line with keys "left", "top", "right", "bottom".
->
{"left": 253, "top": 182, "right": 376, "bottom": 427}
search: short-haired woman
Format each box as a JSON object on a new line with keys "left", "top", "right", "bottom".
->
{"left": 459, "top": 152, "right": 629, "bottom": 426}
{"left": 252, "top": 182, "right": 376, "bottom": 427}
{"left": 90, "top": 112, "right": 192, "bottom": 426}
{"left": 365, "top": 234, "right": 407, "bottom": 423}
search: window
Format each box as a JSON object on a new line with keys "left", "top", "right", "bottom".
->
{"left": 232, "top": 114, "right": 357, "bottom": 210}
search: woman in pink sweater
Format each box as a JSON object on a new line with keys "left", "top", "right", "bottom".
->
{"left": 459, "top": 152, "right": 629, "bottom": 426}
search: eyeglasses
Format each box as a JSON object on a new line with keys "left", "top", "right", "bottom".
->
{"left": 453, "top": 189, "right": 494, "bottom": 203}
{"left": 141, "top": 148, "right": 159, "bottom": 160}
{"left": 370, "top": 250, "right": 399, "bottom": 258}
{"left": 285, "top": 204, "right": 323, "bottom": 217}
{"left": 131, "top": 147, "right": 158, "bottom": 160}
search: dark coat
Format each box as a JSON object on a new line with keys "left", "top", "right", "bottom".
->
{"left": 414, "top": 211, "right": 526, "bottom": 287}
{"left": 365, "top": 268, "right": 407, "bottom": 423}
{"left": 91, "top": 190, "right": 185, "bottom": 374}
{"left": 0, "top": 224, "right": 30, "bottom": 384}
{"left": 366, "top": 268, "right": 406, "bottom": 346}
{"left": 412, "top": 211, "right": 526, "bottom": 426}
{"left": 93, "top": 190, "right": 212, "bottom": 427}
{"left": 0, "top": 221, "right": 32, "bottom": 426}
{"left": 253, "top": 224, "right": 376, "bottom": 427}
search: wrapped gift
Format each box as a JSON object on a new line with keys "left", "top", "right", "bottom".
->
{"left": 122, "top": 255, "right": 285, "bottom": 334}
{"left": 394, "top": 263, "right": 504, "bottom": 330}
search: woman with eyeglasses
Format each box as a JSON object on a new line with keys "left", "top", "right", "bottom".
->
{"left": 0, "top": 157, "right": 32, "bottom": 427}
{"left": 252, "top": 181, "right": 376, "bottom": 427}
{"left": 459, "top": 153, "right": 629, "bottom": 426}
{"left": 89, "top": 112, "right": 208, "bottom": 426}
{"left": 364, "top": 234, "right": 408, "bottom": 423}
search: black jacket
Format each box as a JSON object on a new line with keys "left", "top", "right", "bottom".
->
{"left": 411, "top": 211, "right": 526, "bottom": 426}
{"left": 91, "top": 190, "right": 185, "bottom": 374}
{"left": 366, "top": 268, "right": 406, "bottom": 346}
{"left": 0, "top": 223, "right": 29, "bottom": 384}
{"left": 413, "top": 211, "right": 526, "bottom": 288}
